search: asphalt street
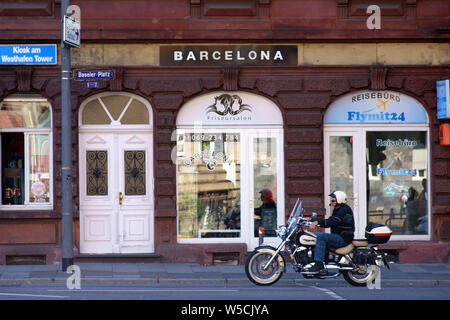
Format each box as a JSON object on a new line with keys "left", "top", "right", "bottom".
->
{"left": 0, "top": 278, "right": 448, "bottom": 300}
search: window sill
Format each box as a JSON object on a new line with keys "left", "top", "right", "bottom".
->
{"left": 0, "top": 206, "right": 57, "bottom": 219}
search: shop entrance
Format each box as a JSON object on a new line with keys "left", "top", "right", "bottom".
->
{"left": 176, "top": 92, "right": 284, "bottom": 250}
{"left": 324, "top": 90, "right": 430, "bottom": 240}
{"left": 78, "top": 93, "right": 154, "bottom": 254}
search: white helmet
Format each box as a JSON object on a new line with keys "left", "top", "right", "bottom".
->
{"left": 329, "top": 191, "right": 347, "bottom": 204}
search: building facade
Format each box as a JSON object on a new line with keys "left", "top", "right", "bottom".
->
{"left": 0, "top": 0, "right": 449, "bottom": 265}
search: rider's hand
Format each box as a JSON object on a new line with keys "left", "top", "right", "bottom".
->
{"left": 308, "top": 221, "right": 318, "bottom": 231}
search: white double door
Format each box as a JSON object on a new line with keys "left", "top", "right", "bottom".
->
{"left": 79, "top": 132, "right": 154, "bottom": 254}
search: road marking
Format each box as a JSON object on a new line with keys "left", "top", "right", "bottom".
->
{"left": 0, "top": 292, "right": 68, "bottom": 299}
{"left": 296, "top": 283, "right": 346, "bottom": 300}
{"left": 48, "top": 289, "right": 238, "bottom": 293}
{"left": 313, "top": 286, "right": 347, "bottom": 300}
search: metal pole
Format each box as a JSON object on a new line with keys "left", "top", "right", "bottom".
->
{"left": 61, "top": 0, "right": 74, "bottom": 271}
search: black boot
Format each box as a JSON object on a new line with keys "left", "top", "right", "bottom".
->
{"left": 303, "top": 261, "right": 325, "bottom": 274}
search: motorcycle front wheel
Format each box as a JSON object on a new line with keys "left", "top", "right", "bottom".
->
{"left": 245, "top": 248, "right": 284, "bottom": 286}
{"left": 343, "top": 264, "right": 379, "bottom": 287}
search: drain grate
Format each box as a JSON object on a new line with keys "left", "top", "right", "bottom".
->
{"left": 6, "top": 255, "right": 46, "bottom": 265}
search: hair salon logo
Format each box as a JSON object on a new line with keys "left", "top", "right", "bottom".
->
{"left": 184, "top": 151, "right": 233, "bottom": 171}
{"left": 348, "top": 92, "right": 405, "bottom": 123}
{"left": 206, "top": 94, "right": 252, "bottom": 121}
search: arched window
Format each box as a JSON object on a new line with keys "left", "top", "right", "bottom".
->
{"left": 80, "top": 92, "right": 150, "bottom": 127}
{"left": 0, "top": 94, "right": 53, "bottom": 208}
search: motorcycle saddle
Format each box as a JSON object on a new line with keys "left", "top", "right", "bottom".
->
{"left": 330, "top": 244, "right": 354, "bottom": 255}
{"left": 352, "top": 239, "right": 369, "bottom": 247}
{"left": 329, "top": 240, "right": 369, "bottom": 255}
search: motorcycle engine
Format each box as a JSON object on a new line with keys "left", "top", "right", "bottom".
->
{"left": 294, "top": 246, "right": 310, "bottom": 264}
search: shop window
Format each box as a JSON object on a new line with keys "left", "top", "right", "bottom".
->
{"left": 0, "top": 95, "right": 52, "bottom": 208}
{"left": 177, "top": 133, "right": 241, "bottom": 239}
{"left": 366, "top": 131, "right": 428, "bottom": 235}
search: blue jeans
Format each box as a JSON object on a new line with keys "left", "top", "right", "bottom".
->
{"left": 313, "top": 232, "right": 347, "bottom": 262}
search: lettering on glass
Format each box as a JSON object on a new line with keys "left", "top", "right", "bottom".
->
{"left": 124, "top": 151, "right": 146, "bottom": 195}
{"left": 86, "top": 151, "right": 108, "bottom": 196}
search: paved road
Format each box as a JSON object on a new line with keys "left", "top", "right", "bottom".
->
{"left": 0, "top": 280, "right": 448, "bottom": 300}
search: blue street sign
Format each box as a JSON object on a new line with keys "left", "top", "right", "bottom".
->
{"left": 86, "top": 82, "right": 100, "bottom": 88}
{"left": 0, "top": 44, "right": 57, "bottom": 65}
{"left": 74, "top": 70, "right": 114, "bottom": 81}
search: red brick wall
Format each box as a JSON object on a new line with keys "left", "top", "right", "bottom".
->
{"left": 0, "top": 65, "right": 449, "bottom": 262}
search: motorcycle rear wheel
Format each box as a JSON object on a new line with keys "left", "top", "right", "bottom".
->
{"left": 245, "top": 248, "right": 284, "bottom": 286}
{"left": 343, "top": 264, "right": 378, "bottom": 287}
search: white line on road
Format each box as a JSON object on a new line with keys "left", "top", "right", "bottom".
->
{"left": 313, "top": 286, "right": 347, "bottom": 300}
{"left": 48, "top": 289, "right": 238, "bottom": 293}
{"left": 296, "top": 284, "right": 346, "bottom": 300}
{"left": 0, "top": 292, "right": 68, "bottom": 299}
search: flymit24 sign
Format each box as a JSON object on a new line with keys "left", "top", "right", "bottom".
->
{"left": 324, "top": 90, "right": 428, "bottom": 124}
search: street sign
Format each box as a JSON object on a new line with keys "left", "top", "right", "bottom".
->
{"left": 0, "top": 44, "right": 57, "bottom": 65}
{"left": 63, "top": 15, "right": 80, "bottom": 48}
{"left": 86, "top": 82, "right": 100, "bottom": 88}
{"left": 74, "top": 69, "right": 114, "bottom": 81}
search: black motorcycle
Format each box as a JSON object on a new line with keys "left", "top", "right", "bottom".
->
{"left": 245, "top": 199, "right": 392, "bottom": 287}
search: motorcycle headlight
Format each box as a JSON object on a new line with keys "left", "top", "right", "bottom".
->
{"left": 276, "top": 226, "right": 287, "bottom": 238}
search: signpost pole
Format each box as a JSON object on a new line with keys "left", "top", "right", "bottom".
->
{"left": 61, "top": 0, "right": 74, "bottom": 271}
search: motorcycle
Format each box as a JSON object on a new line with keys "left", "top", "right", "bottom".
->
{"left": 245, "top": 199, "right": 392, "bottom": 287}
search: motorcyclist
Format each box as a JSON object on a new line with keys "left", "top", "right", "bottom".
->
{"left": 304, "top": 191, "right": 355, "bottom": 274}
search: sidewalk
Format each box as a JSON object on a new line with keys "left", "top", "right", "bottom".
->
{"left": 1, "top": 263, "right": 450, "bottom": 286}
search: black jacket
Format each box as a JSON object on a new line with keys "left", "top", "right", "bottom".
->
{"left": 317, "top": 203, "right": 355, "bottom": 244}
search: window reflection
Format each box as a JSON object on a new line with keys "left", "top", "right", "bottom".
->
{"left": 366, "top": 131, "right": 428, "bottom": 235}
{"left": 329, "top": 136, "right": 354, "bottom": 210}
{"left": 253, "top": 138, "right": 277, "bottom": 237}
{"left": 177, "top": 133, "right": 240, "bottom": 238}
{"left": 0, "top": 101, "right": 50, "bottom": 128}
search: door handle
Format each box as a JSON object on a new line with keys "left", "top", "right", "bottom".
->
{"left": 119, "top": 192, "right": 123, "bottom": 205}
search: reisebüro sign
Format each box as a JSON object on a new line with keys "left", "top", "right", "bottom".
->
{"left": 0, "top": 44, "right": 57, "bottom": 65}
{"left": 160, "top": 45, "right": 298, "bottom": 66}
{"left": 324, "top": 90, "right": 428, "bottom": 124}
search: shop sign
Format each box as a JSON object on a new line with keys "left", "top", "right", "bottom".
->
{"left": 160, "top": 45, "right": 298, "bottom": 66}
{"left": 324, "top": 90, "right": 428, "bottom": 124}
{"left": 176, "top": 91, "right": 283, "bottom": 127}
{"left": 437, "top": 79, "right": 450, "bottom": 119}
{"left": 0, "top": 44, "right": 57, "bottom": 65}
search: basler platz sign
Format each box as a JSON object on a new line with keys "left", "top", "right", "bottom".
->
{"left": 160, "top": 45, "right": 298, "bottom": 66}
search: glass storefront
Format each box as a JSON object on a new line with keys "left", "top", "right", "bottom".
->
{"left": 175, "top": 91, "right": 284, "bottom": 248}
{"left": 325, "top": 90, "right": 429, "bottom": 239}
{"left": 177, "top": 132, "right": 241, "bottom": 238}
{"left": 366, "top": 131, "right": 428, "bottom": 235}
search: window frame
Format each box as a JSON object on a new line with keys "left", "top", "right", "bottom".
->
{"left": 0, "top": 96, "right": 53, "bottom": 211}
